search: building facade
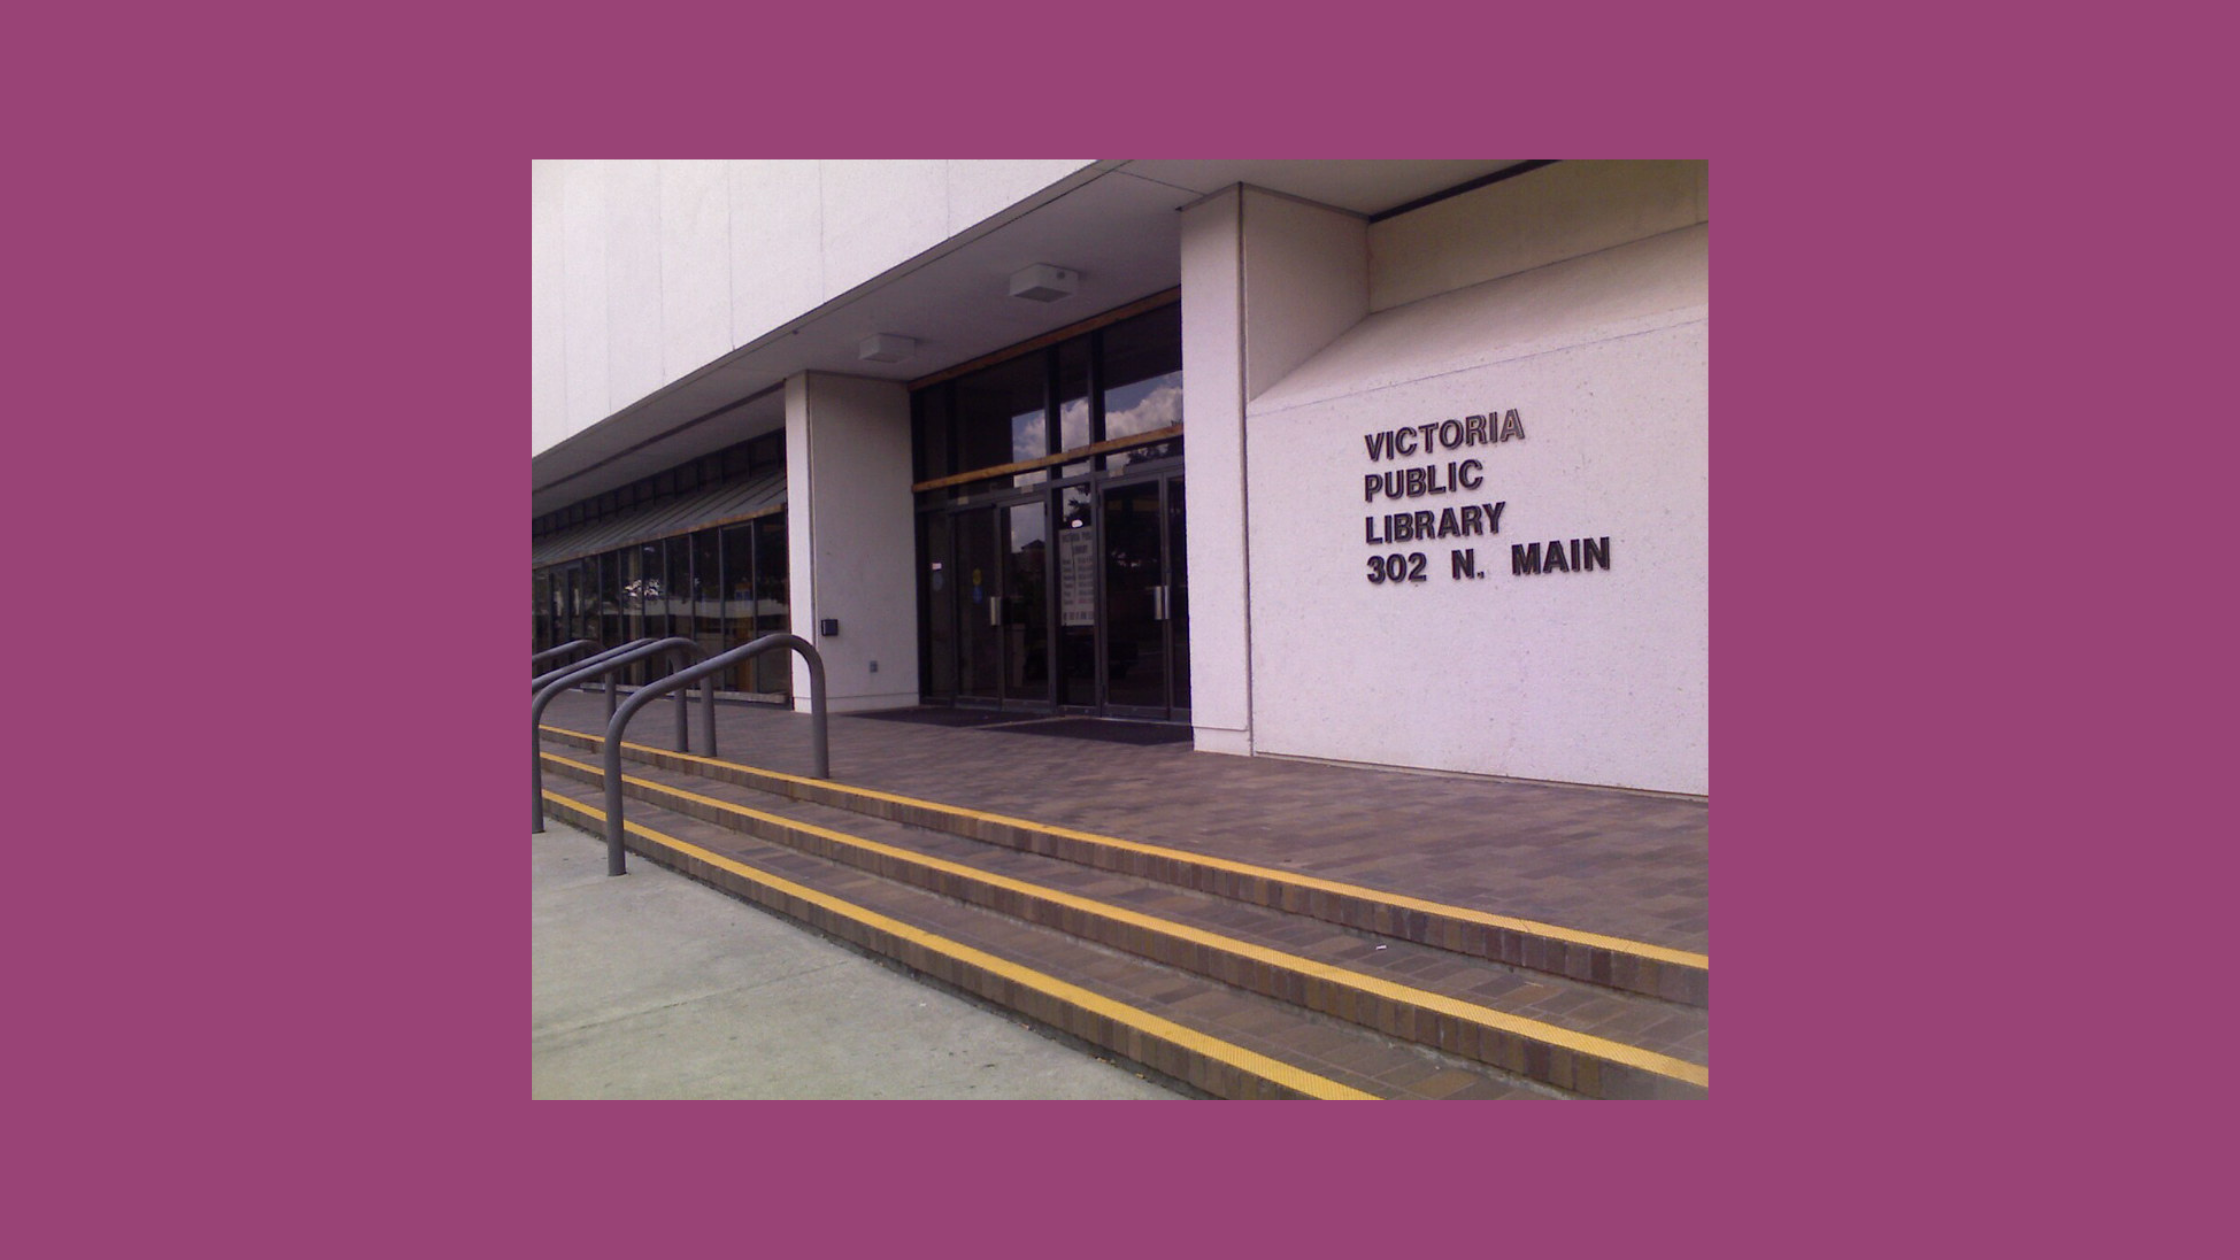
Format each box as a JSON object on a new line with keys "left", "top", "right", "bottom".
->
{"left": 532, "top": 160, "right": 1708, "bottom": 795}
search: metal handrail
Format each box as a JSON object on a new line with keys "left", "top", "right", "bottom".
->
{"left": 531, "top": 637, "right": 714, "bottom": 834}
{"left": 599, "top": 633, "right": 828, "bottom": 876}
{"left": 532, "top": 639, "right": 659, "bottom": 719}
{"left": 530, "top": 639, "right": 598, "bottom": 672}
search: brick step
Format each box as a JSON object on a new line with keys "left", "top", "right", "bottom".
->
{"left": 540, "top": 722, "right": 1709, "bottom": 1008}
{"left": 541, "top": 745, "right": 1707, "bottom": 1099}
{"left": 535, "top": 777, "right": 1559, "bottom": 1100}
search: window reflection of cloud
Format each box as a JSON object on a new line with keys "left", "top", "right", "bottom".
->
{"left": 1013, "top": 409, "right": 1045, "bottom": 460}
{"left": 1061, "top": 398, "right": 1091, "bottom": 450}
{"left": 1105, "top": 377, "right": 1182, "bottom": 438}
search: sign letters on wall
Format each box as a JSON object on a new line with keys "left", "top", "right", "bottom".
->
{"left": 1357, "top": 409, "right": 1610, "bottom": 584}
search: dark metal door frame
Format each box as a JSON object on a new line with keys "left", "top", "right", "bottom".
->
{"left": 1097, "top": 469, "right": 1185, "bottom": 721}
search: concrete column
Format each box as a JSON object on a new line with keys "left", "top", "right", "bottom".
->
{"left": 785, "top": 372, "right": 921, "bottom": 713}
{"left": 1181, "top": 188, "right": 1371, "bottom": 757}
{"left": 1179, "top": 190, "right": 1253, "bottom": 755}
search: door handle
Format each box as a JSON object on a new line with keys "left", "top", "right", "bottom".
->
{"left": 990, "top": 598, "right": 1002, "bottom": 627}
{"left": 1153, "top": 585, "right": 1168, "bottom": 621}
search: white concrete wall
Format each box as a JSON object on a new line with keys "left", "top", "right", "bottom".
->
{"left": 785, "top": 372, "right": 921, "bottom": 714}
{"left": 660, "top": 160, "right": 731, "bottom": 384}
{"left": 531, "top": 162, "right": 566, "bottom": 453}
{"left": 1242, "top": 165, "right": 1710, "bottom": 795}
{"left": 533, "top": 159, "right": 1096, "bottom": 456}
{"left": 1241, "top": 190, "right": 1368, "bottom": 401}
{"left": 554, "top": 161, "right": 610, "bottom": 454}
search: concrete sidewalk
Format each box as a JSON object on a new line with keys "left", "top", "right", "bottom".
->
{"left": 532, "top": 819, "right": 1181, "bottom": 1100}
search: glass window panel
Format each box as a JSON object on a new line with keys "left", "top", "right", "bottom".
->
{"left": 920, "top": 512, "right": 956, "bottom": 699}
{"left": 753, "top": 515, "right": 790, "bottom": 695}
{"left": 665, "top": 537, "right": 691, "bottom": 641}
{"left": 639, "top": 541, "right": 664, "bottom": 609}
{"left": 915, "top": 385, "right": 953, "bottom": 482}
{"left": 1057, "top": 339, "right": 1092, "bottom": 452}
{"left": 1057, "top": 338, "right": 1093, "bottom": 479}
{"left": 749, "top": 431, "right": 784, "bottom": 472}
{"left": 1005, "top": 501, "right": 1049, "bottom": 702}
{"left": 1055, "top": 487, "right": 1096, "bottom": 706}
{"left": 955, "top": 509, "right": 999, "bottom": 701}
{"left": 1102, "top": 481, "right": 1166, "bottom": 710}
{"left": 1106, "top": 434, "right": 1183, "bottom": 476}
{"left": 628, "top": 545, "right": 657, "bottom": 684}
{"left": 597, "top": 550, "right": 622, "bottom": 665}
{"left": 692, "top": 530, "right": 724, "bottom": 661}
{"left": 720, "top": 525, "right": 756, "bottom": 693}
{"left": 1100, "top": 305, "right": 1183, "bottom": 443}
{"left": 954, "top": 354, "right": 1047, "bottom": 485}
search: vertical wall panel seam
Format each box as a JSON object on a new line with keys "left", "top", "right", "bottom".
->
{"left": 1236, "top": 190, "right": 1254, "bottom": 752}
{"left": 604, "top": 160, "right": 618, "bottom": 418}
{"left": 724, "top": 162, "right": 736, "bottom": 353}
{"left": 556, "top": 162, "right": 571, "bottom": 441}
{"left": 654, "top": 163, "right": 668, "bottom": 386}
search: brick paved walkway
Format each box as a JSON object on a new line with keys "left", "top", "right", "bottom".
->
{"left": 540, "top": 693, "right": 1708, "bottom": 954}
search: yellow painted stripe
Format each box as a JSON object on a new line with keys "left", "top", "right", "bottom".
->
{"left": 539, "top": 790, "right": 1376, "bottom": 1101}
{"left": 546, "top": 752, "right": 1707, "bottom": 1089}
{"left": 541, "top": 724, "right": 1709, "bottom": 972}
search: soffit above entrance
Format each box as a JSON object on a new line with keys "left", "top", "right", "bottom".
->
{"left": 533, "top": 160, "right": 1528, "bottom": 516}
{"left": 1113, "top": 160, "right": 1528, "bottom": 217}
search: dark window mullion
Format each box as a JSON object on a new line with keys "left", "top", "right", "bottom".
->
{"left": 1043, "top": 347, "right": 1060, "bottom": 461}
{"left": 1088, "top": 328, "right": 1106, "bottom": 447}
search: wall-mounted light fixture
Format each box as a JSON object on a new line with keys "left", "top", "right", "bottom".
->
{"left": 859, "top": 334, "right": 917, "bottom": 363}
{"left": 1008, "top": 263, "right": 1079, "bottom": 302}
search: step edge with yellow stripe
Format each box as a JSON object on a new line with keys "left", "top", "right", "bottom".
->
{"left": 539, "top": 723, "right": 1710, "bottom": 982}
{"left": 537, "top": 791, "right": 1379, "bottom": 1101}
{"left": 543, "top": 752, "right": 1707, "bottom": 1096}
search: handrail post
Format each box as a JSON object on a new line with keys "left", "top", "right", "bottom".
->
{"left": 701, "top": 676, "right": 717, "bottom": 759}
{"left": 600, "top": 634, "right": 828, "bottom": 875}
{"left": 803, "top": 645, "right": 829, "bottom": 779}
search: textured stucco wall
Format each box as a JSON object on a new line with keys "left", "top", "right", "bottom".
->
{"left": 1241, "top": 166, "right": 1709, "bottom": 794}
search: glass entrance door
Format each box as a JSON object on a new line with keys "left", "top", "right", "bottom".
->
{"left": 953, "top": 507, "right": 1001, "bottom": 703}
{"left": 944, "top": 498, "right": 1051, "bottom": 707}
{"left": 1101, "top": 474, "right": 1188, "bottom": 719}
{"left": 1000, "top": 499, "right": 1050, "bottom": 707}
{"left": 925, "top": 478, "right": 1183, "bottom": 718}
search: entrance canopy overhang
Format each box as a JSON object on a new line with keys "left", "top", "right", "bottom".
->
{"left": 531, "top": 160, "right": 1526, "bottom": 518}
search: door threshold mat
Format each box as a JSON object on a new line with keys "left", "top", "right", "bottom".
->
{"left": 979, "top": 717, "right": 1194, "bottom": 745}
{"left": 846, "top": 706, "right": 1023, "bottom": 728}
